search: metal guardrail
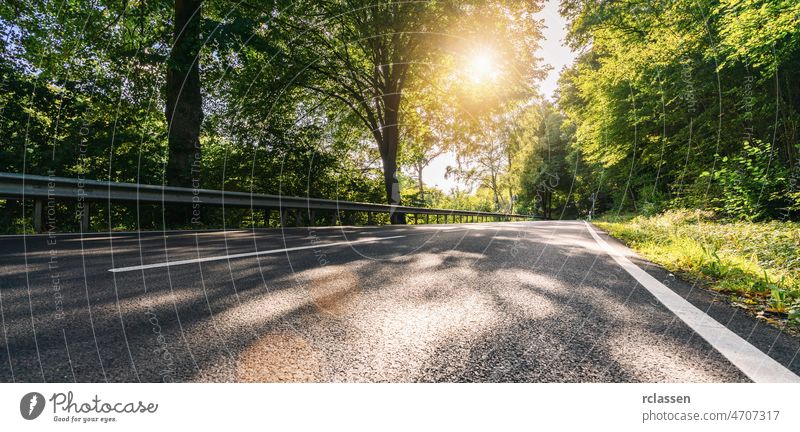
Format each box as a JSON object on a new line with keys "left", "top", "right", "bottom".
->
{"left": 0, "top": 172, "right": 534, "bottom": 232}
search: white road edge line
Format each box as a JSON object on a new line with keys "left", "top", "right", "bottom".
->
{"left": 108, "top": 235, "right": 406, "bottom": 273}
{"left": 584, "top": 221, "right": 800, "bottom": 383}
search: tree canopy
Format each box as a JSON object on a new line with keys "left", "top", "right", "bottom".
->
{"left": 555, "top": 0, "right": 800, "bottom": 220}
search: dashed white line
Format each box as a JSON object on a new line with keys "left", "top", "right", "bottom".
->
{"left": 108, "top": 235, "right": 406, "bottom": 273}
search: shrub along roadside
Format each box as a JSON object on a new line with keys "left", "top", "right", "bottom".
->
{"left": 594, "top": 210, "right": 800, "bottom": 333}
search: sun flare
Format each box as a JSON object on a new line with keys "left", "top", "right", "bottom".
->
{"left": 466, "top": 48, "right": 499, "bottom": 84}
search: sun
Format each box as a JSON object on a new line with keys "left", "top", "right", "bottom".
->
{"left": 466, "top": 48, "right": 499, "bottom": 84}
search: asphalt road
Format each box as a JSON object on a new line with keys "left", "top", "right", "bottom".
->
{"left": 1, "top": 220, "right": 798, "bottom": 382}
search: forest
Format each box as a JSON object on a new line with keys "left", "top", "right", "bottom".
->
{"left": 558, "top": 0, "right": 800, "bottom": 222}
{"left": 1, "top": 0, "right": 799, "bottom": 231}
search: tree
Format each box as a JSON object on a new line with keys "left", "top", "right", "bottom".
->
{"left": 262, "top": 1, "right": 446, "bottom": 223}
{"left": 165, "top": 0, "right": 203, "bottom": 188}
{"left": 399, "top": 93, "right": 449, "bottom": 203}
{"left": 257, "top": 0, "right": 544, "bottom": 222}
{"left": 516, "top": 103, "right": 573, "bottom": 219}
{"left": 447, "top": 116, "right": 513, "bottom": 211}
{"left": 557, "top": 0, "right": 800, "bottom": 220}
{"left": 401, "top": 123, "right": 443, "bottom": 203}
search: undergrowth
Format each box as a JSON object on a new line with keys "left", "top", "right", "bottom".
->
{"left": 594, "top": 209, "right": 800, "bottom": 330}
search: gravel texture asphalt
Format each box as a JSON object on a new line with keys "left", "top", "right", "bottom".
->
{"left": 1, "top": 220, "right": 798, "bottom": 382}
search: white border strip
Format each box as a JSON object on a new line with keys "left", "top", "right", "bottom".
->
{"left": 584, "top": 221, "right": 800, "bottom": 383}
{"left": 108, "top": 235, "right": 406, "bottom": 273}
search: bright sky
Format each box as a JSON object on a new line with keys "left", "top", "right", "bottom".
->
{"left": 535, "top": 0, "right": 576, "bottom": 101}
{"left": 421, "top": 0, "right": 576, "bottom": 193}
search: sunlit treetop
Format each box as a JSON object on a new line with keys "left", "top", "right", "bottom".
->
{"left": 465, "top": 45, "right": 502, "bottom": 84}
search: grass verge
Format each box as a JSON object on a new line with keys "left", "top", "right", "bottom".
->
{"left": 594, "top": 209, "right": 800, "bottom": 333}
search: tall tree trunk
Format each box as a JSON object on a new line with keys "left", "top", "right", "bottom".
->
{"left": 166, "top": 0, "right": 203, "bottom": 189}
{"left": 380, "top": 91, "right": 406, "bottom": 224}
{"left": 417, "top": 162, "right": 424, "bottom": 199}
{"left": 491, "top": 173, "right": 499, "bottom": 211}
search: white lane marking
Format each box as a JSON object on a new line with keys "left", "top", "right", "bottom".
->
{"left": 584, "top": 221, "right": 800, "bottom": 383}
{"left": 0, "top": 226, "right": 388, "bottom": 240}
{"left": 108, "top": 235, "right": 406, "bottom": 273}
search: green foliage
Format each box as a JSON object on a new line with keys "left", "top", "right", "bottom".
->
{"left": 716, "top": 0, "right": 800, "bottom": 72}
{"left": 558, "top": 0, "right": 800, "bottom": 221}
{"left": 595, "top": 210, "right": 800, "bottom": 327}
{"left": 0, "top": 1, "right": 419, "bottom": 230}
{"left": 515, "top": 103, "right": 576, "bottom": 218}
{"left": 9, "top": 0, "right": 800, "bottom": 233}
{"left": 712, "top": 140, "right": 789, "bottom": 220}
{"left": 0, "top": 0, "right": 550, "bottom": 231}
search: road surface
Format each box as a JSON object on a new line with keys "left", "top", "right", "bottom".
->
{"left": 1, "top": 221, "right": 798, "bottom": 382}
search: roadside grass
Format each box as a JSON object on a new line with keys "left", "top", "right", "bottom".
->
{"left": 594, "top": 210, "right": 800, "bottom": 332}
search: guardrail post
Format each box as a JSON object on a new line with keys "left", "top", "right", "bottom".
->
{"left": 444, "top": 214, "right": 448, "bottom": 224}
{"left": 80, "top": 202, "right": 90, "bottom": 232}
{"left": 33, "top": 200, "right": 43, "bottom": 233}
{"left": 413, "top": 213, "right": 418, "bottom": 224}
{"left": 367, "top": 212, "right": 374, "bottom": 225}
{"left": 293, "top": 209, "right": 302, "bottom": 227}
{"left": 425, "top": 214, "right": 429, "bottom": 224}
{"left": 280, "top": 209, "right": 288, "bottom": 227}
{"left": 308, "top": 209, "right": 316, "bottom": 227}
